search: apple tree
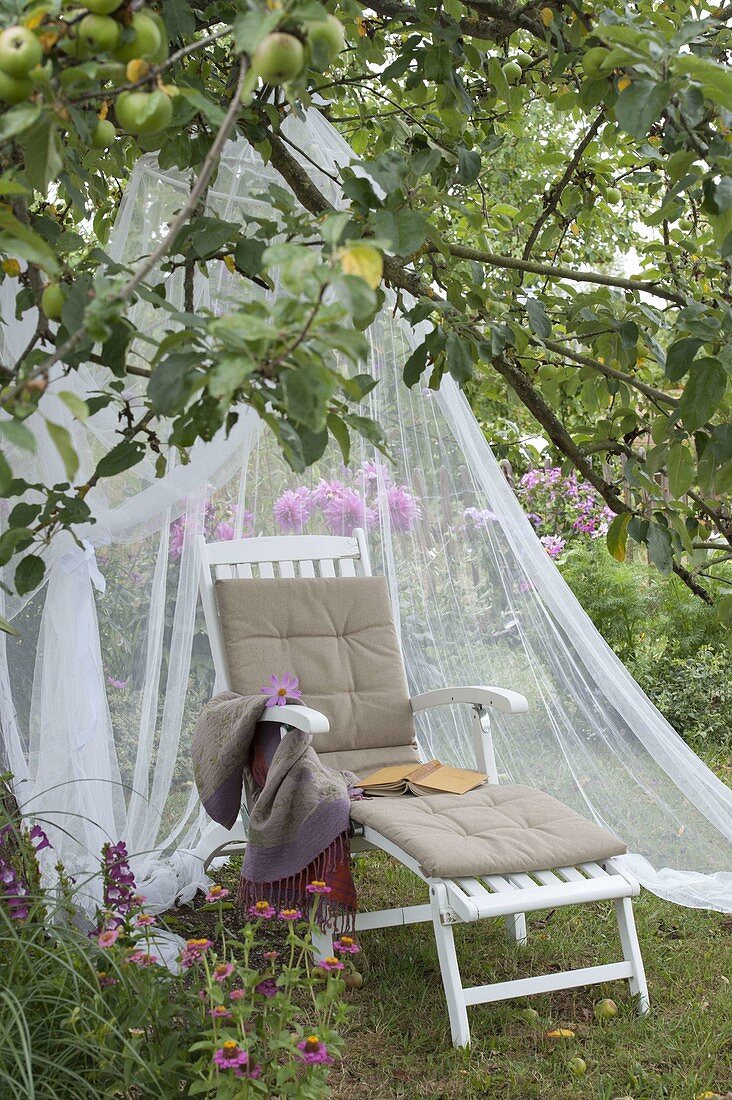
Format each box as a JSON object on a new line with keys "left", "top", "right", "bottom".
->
{"left": 0, "top": 0, "right": 730, "bottom": 620}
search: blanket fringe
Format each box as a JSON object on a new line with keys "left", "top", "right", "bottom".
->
{"left": 238, "top": 830, "right": 356, "bottom": 935}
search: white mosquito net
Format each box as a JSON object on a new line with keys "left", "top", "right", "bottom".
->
{"left": 1, "top": 108, "right": 730, "bottom": 915}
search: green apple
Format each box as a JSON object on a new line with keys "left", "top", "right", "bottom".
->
{"left": 678, "top": 217, "right": 693, "bottom": 231}
{"left": 605, "top": 186, "right": 621, "bottom": 205}
{"left": 83, "top": 0, "right": 124, "bottom": 12}
{"left": 594, "top": 997, "right": 618, "bottom": 1020}
{"left": 519, "top": 1007, "right": 541, "bottom": 1023}
{"left": 0, "top": 26, "right": 42, "bottom": 77}
{"left": 79, "top": 14, "right": 120, "bottom": 52}
{"left": 581, "top": 46, "right": 611, "bottom": 79}
{"left": 516, "top": 51, "right": 533, "bottom": 68}
{"left": 146, "top": 10, "right": 169, "bottom": 64}
{"left": 113, "top": 11, "right": 162, "bottom": 63}
{"left": 344, "top": 970, "right": 363, "bottom": 989}
{"left": 251, "top": 32, "right": 305, "bottom": 84}
{"left": 41, "top": 283, "right": 65, "bottom": 321}
{"left": 91, "top": 118, "right": 116, "bottom": 148}
{"left": 115, "top": 89, "right": 172, "bottom": 134}
{"left": 307, "top": 15, "right": 345, "bottom": 67}
{"left": 502, "top": 59, "right": 523, "bottom": 84}
{"left": 568, "top": 1057, "right": 587, "bottom": 1077}
{"left": 0, "top": 67, "right": 33, "bottom": 102}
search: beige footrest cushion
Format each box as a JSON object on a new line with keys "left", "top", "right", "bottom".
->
{"left": 349, "top": 784, "right": 626, "bottom": 879}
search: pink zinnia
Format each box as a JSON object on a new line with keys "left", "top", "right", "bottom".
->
{"left": 213, "top": 1041, "right": 249, "bottom": 1072}
{"left": 205, "top": 884, "right": 230, "bottom": 903}
{"left": 333, "top": 936, "right": 360, "bottom": 955}
{"left": 297, "top": 1035, "right": 334, "bottom": 1066}
{"left": 212, "top": 962, "right": 235, "bottom": 983}
{"left": 126, "top": 951, "right": 157, "bottom": 967}
{"left": 273, "top": 487, "right": 312, "bottom": 533}
{"left": 306, "top": 880, "right": 331, "bottom": 895}
{"left": 386, "top": 485, "right": 421, "bottom": 533}
{"left": 229, "top": 988, "right": 247, "bottom": 1001}
{"left": 98, "top": 928, "right": 120, "bottom": 948}
{"left": 318, "top": 956, "right": 344, "bottom": 972}
{"left": 255, "top": 977, "right": 278, "bottom": 998}
{"left": 247, "top": 900, "right": 275, "bottom": 920}
{"left": 134, "top": 913, "right": 155, "bottom": 928}
{"left": 260, "top": 672, "right": 302, "bottom": 709}
{"left": 278, "top": 908, "right": 302, "bottom": 921}
{"left": 263, "top": 950, "right": 279, "bottom": 961}
{"left": 210, "top": 1005, "right": 232, "bottom": 1020}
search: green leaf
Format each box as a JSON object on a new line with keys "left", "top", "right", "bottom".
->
{"left": 647, "top": 523, "right": 673, "bottom": 574}
{"left": 58, "top": 392, "right": 89, "bottom": 422}
{"left": 327, "top": 413, "right": 350, "bottom": 466}
{"left": 0, "top": 207, "right": 59, "bottom": 276}
{"left": 23, "top": 116, "right": 64, "bottom": 197}
{"left": 457, "top": 146, "right": 481, "bottom": 185}
{"left": 606, "top": 512, "right": 631, "bottom": 562}
{"left": 674, "top": 55, "right": 732, "bottom": 112}
{"left": 94, "top": 440, "right": 146, "bottom": 479}
{"left": 283, "top": 363, "right": 337, "bottom": 433}
{"left": 15, "top": 553, "right": 45, "bottom": 596}
{"left": 46, "top": 421, "right": 79, "bottom": 481}
{"left": 677, "top": 358, "right": 727, "bottom": 432}
{"left": 148, "top": 354, "right": 199, "bottom": 415}
{"left": 664, "top": 337, "right": 703, "bottom": 382}
{"left": 525, "top": 297, "right": 551, "bottom": 339}
{"left": 0, "top": 103, "right": 41, "bottom": 143}
{"left": 666, "top": 443, "right": 694, "bottom": 498}
{"left": 488, "top": 56, "right": 510, "bottom": 103}
{"left": 162, "top": 0, "right": 194, "bottom": 37}
{"left": 0, "top": 420, "right": 36, "bottom": 452}
{"left": 372, "top": 209, "right": 428, "bottom": 256}
{"left": 445, "top": 332, "right": 474, "bottom": 384}
{"left": 0, "top": 615, "right": 18, "bottom": 637}
{"left": 614, "top": 80, "right": 671, "bottom": 139}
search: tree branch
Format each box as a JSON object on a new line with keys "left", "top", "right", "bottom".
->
{"left": 542, "top": 338, "right": 677, "bottom": 407}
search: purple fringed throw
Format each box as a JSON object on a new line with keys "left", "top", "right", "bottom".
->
{"left": 192, "top": 692, "right": 358, "bottom": 930}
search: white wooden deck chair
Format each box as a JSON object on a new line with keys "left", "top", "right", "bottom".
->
{"left": 195, "top": 528, "right": 648, "bottom": 1047}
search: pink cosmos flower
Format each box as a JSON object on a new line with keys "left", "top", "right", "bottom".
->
{"left": 333, "top": 936, "right": 360, "bottom": 955}
{"left": 386, "top": 485, "right": 421, "bottom": 533}
{"left": 296, "top": 1035, "right": 334, "bottom": 1066}
{"left": 273, "top": 487, "right": 312, "bottom": 533}
{"left": 205, "top": 884, "right": 230, "bottom": 903}
{"left": 260, "top": 672, "right": 302, "bottom": 709}
{"left": 247, "top": 900, "right": 275, "bottom": 920}
{"left": 318, "top": 956, "right": 344, "bottom": 972}
{"left": 306, "top": 880, "right": 331, "bottom": 895}
{"left": 134, "top": 913, "right": 156, "bottom": 928}
{"left": 212, "top": 962, "right": 235, "bottom": 983}
{"left": 98, "top": 928, "right": 120, "bottom": 948}
{"left": 278, "top": 908, "right": 302, "bottom": 921}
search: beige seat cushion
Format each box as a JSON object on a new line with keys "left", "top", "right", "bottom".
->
{"left": 215, "top": 575, "right": 420, "bottom": 776}
{"left": 349, "top": 784, "right": 626, "bottom": 878}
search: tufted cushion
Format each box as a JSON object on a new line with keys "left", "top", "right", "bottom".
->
{"left": 349, "top": 784, "right": 626, "bottom": 878}
{"left": 214, "top": 576, "right": 420, "bottom": 776}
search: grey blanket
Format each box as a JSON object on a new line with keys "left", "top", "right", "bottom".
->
{"left": 192, "top": 693, "right": 356, "bottom": 922}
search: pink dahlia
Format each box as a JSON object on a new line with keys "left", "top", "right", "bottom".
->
{"left": 386, "top": 485, "right": 421, "bottom": 533}
{"left": 273, "top": 487, "right": 312, "bottom": 533}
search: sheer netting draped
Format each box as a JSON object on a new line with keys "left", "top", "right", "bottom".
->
{"left": 1, "top": 109, "right": 730, "bottom": 914}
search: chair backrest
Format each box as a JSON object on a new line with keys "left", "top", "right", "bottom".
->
{"left": 198, "top": 529, "right": 420, "bottom": 777}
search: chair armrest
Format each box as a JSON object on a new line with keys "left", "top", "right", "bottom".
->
{"left": 410, "top": 686, "right": 529, "bottom": 716}
{"left": 266, "top": 704, "right": 330, "bottom": 736}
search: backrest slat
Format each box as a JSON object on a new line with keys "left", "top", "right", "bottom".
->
{"left": 259, "top": 561, "right": 275, "bottom": 578}
{"left": 319, "top": 559, "right": 336, "bottom": 577}
{"left": 278, "top": 560, "right": 295, "bottom": 578}
{"left": 339, "top": 558, "right": 356, "bottom": 577}
{"left": 298, "top": 559, "right": 315, "bottom": 578}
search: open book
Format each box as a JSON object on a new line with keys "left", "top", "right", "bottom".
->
{"left": 359, "top": 759, "right": 487, "bottom": 797}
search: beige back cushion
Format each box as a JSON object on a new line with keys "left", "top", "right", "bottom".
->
{"left": 214, "top": 576, "right": 419, "bottom": 776}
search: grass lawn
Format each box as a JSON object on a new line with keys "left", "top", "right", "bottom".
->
{"left": 172, "top": 850, "right": 731, "bottom": 1100}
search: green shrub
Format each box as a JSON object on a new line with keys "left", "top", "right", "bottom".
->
{"left": 558, "top": 543, "right": 731, "bottom": 753}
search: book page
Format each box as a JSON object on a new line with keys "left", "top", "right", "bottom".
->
{"left": 410, "top": 765, "right": 486, "bottom": 795}
{"left": 359, "top": 763, "right": 420, "bottom": 788}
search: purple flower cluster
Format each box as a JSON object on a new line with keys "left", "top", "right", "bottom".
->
{"left": 101, "top": 841, "right": 137, "bottom": 928}
{"left": 0, "top": 821, "right": 51, "bottom": 923}
{"left": 272, "top": 461, "right": 421, "bottom": 538}
{"left": 516, "top": 466, "right": 615, "bottom": 560}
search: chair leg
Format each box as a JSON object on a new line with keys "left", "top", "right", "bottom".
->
{"left": 613, "top": 896, "right": 650, "bottom": 1015}
{"left": 312, "top": 929, "right": 334, "bottom": 960}
{"left": 504, "top": 912, "right": 527, "bottom": 946}
{"left": 430, "top": 886, "right": 470, "bottom": 1048}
